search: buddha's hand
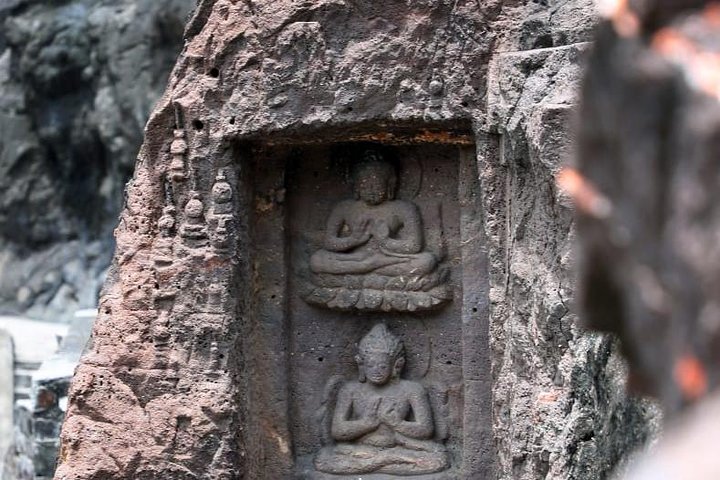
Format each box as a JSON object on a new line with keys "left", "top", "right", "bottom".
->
{"left": 387, "top": 215, "right": 402, "bottom": 234}
{"left": 366, "top": 398, "right": 382, "bottom": 428}
{"left": 350, "top": 219, "right": 372, "bottom": 244}
{"left": 374, "top": 220, "right": 391, "bottom": 240}
{"left": 378, "top": 400, "right": 402, "bottom": 427}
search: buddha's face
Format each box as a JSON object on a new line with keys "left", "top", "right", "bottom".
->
{"left": 354, "top": 162, "right": 393, "bottom": 206}
{"left": 358, "top": 350, "right": 403, "bottom": 385}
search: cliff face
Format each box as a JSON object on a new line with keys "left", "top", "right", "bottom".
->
{"left": 45, "top": 1, "right": 657, "bottom": 479}
{"left": 484, "top": 41, "right": 660, "bottom": 479}
{"left": 0, "top": 0, "right": 196, "bottom": 323}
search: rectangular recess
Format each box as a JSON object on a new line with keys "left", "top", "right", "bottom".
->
{"left": 243, "top": 135, "right": 491, "bottom": 479}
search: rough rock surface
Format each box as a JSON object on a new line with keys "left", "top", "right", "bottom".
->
{"left": 485, "top": 40, "right": 661, "bottom": 478}
{"left": 51, "top": 0, "right": 657, "bottom": 479}
{"left": 0, "top": 0, "right": 196, "bottom": 323}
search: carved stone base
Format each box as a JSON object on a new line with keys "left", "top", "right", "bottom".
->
{"left": 295, "top": 455, "right": 453, "bottom": 480}
{"left": 303, "top": 285, "right": 451, "bottom": 311}
{"left": 301, "top": 269, "right": 451, "bottom": 311}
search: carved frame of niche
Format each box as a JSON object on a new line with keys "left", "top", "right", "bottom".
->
{"left": 236, "top": 125, "right": 493, "bottom": 479}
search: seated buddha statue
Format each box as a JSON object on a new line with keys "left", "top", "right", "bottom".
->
{"left": 314, "top": 323, "right": 449, "bottom": 476}
{"left": 310, "top": 150, "right": 437, "bottom": 277}
{"left": 304, "top": 149, "right": 450, "bottom": 312}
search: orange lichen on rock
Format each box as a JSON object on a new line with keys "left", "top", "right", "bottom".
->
{"left": 652, "top": 22, "right": 720, "bottom": 100}
{"left": 652, "top": 28, "right": 696, "bottom": 59}
{"left": 674, "top": 354, "right": 708, "bottom": 401}
{"left": 703, "top": 2, "right": 720, "bottom": 26}
{"left": 557, "top": 168, "right": 612, "bottom": 218}
{"left": 597, "top": 0, "right": 640, "bottom": 37}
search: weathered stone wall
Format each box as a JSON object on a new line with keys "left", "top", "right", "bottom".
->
{"left": 484, "top": 40, "right": 658, "bottom": 478}
{"left": 53, "top": 0, "right": 657, "bottom": 479}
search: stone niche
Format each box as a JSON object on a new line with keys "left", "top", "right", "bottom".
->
{"left": 241, "top": 126, "right": 492, "bottom": 479}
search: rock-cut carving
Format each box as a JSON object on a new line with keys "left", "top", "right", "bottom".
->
{"left": 169, "top": 129, "right": 187, "bottom": 182}
{"left": 180, "top": 191, "right": 208, "bottom": 248}
{"left": 314, "top": 323, "right": 449, "bottom": 475}
{"left": 153, "top": 204, "right": 176, "bottom": 269}
{"left": 208, "top": 169, "right": 234, "bottom": 254}
{"left": 169, "top": 103, "right": 187, "bottom": 182}
{"left": 303, "top": 149, "right": 450, "bottom": 312}
{"left": 153, "top": 203, "right": 178, "bottom": 303}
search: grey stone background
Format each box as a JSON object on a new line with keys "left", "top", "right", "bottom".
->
{"left": 0, "top": 0, "right": 195, "bottom": 323}
{"left": 0, "top": 1, "right": 195, "bottom": 478}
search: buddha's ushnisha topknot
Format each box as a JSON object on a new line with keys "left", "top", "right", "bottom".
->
{"left": 358, "top": 323, "right": 404, "bottom": 359}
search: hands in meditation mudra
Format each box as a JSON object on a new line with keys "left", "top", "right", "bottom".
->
{"left": 304, "top": 150, "right": 451, "bottom": 312}
{"left": 314, "top": 324, "right": 449, "bottom": 475}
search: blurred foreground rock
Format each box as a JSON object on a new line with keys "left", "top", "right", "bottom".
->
{"left": 575, "top": 0, "right": 720, "bottom": 478}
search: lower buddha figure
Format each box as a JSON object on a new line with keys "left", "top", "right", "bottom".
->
{"left": 314, "top": 324, "right": 449, "bottom": 476}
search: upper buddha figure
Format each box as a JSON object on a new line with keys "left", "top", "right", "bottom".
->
{"left": 303, "top": 149, "right": 451, "bottom": 312}
{"left": 310, "top": 150, "right": 436, "bottom": 277}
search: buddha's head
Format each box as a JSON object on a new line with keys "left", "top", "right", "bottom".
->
{"left": 352, "top": 150, "right": 397, "bottom": 206}
{"left": 356, "top": 323, "right": 405, "bottom": 385}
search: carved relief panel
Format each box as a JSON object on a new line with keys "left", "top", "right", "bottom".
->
{"left": 313, "top": 323, "right": 450, "bottom": 476}
{"left": 299, "top": 147, "right": 451, "bottom": 312}
{"left": 244, "top": 138, "right": 491, "bottom": 479}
